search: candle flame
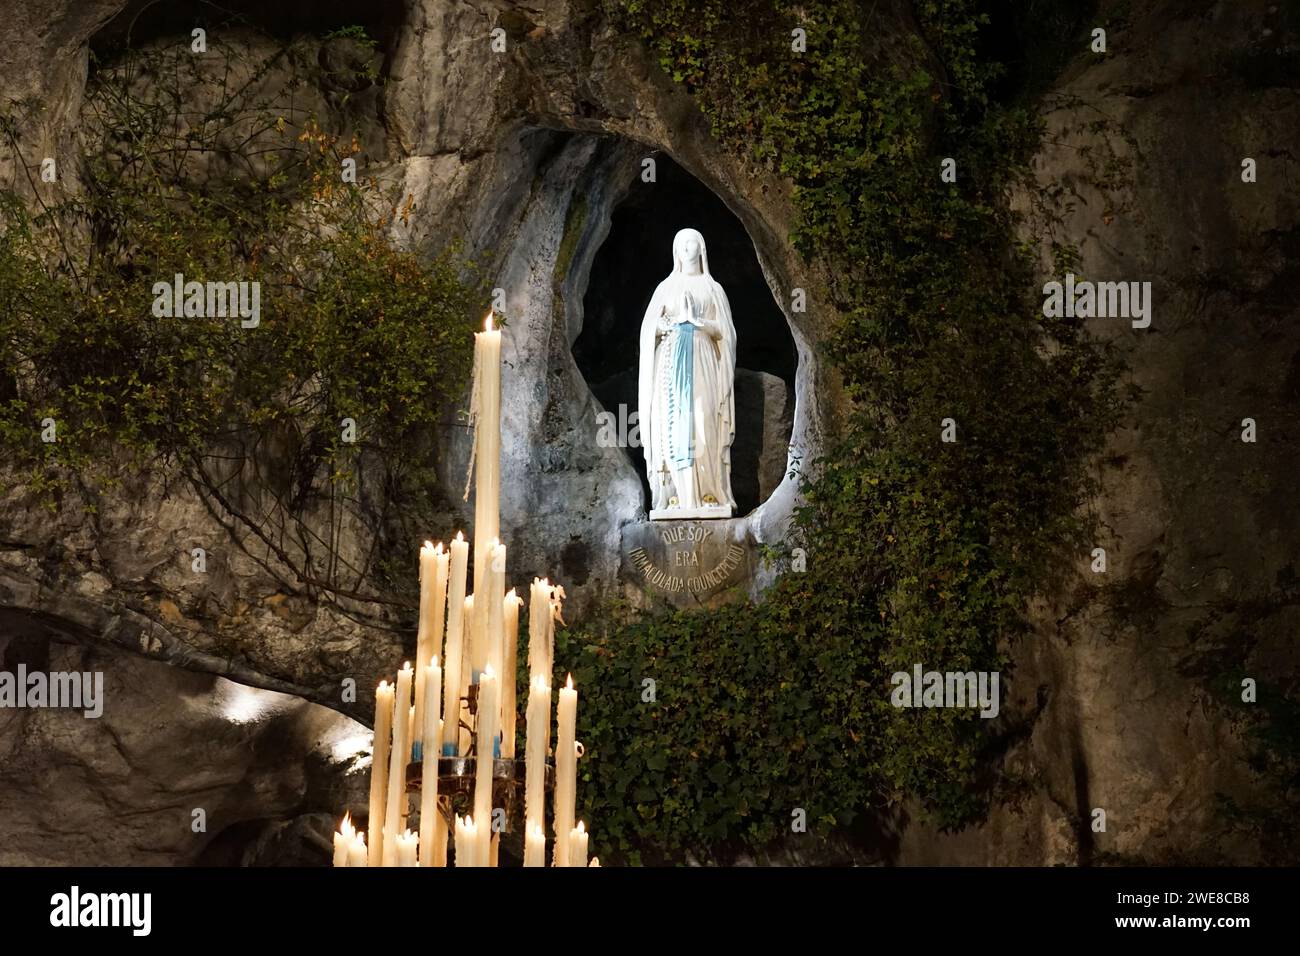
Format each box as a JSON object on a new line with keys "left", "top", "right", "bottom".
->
{"left": 565, "top": 673, "right": 574, "bottom": 690}
{"left": 400, "top": 661, "right": 412, "bottom": 673}
{"left": 338, "top": 812, "right": 355, "bottom": 839}
{"left": 430, "top": 656, "right": 439, "bottom": 669}
{"left": 589, "top": 857, "right": 600, "bottom": 867}
{"left": 421, "top": 539, "right": 435, "bottom": 552}
{"left": 483, "top": 665, "right": 495, "bottom": 680}
{"left": 575, "top": 820, "right": 586, "bottom": 834}
{"left": 377, "top": 680, "right": 390, "bottom": 691}
{"left": 484, "top": 311, "right": 494, "bottom": 332}
{"left": 455, "top": 531, "right": 465, "bottom": 542}
{"left": 532, "top": 674, "right": 549, "bottom": 693}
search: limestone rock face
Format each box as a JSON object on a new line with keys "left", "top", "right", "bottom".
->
{"left": 0, "top": 0, "right": 836, "bottom": 693}
{"left": 732, "top": 370, "right": 795, "bottom": 510}
{"left": 0, "top": 0, "right": 842, "bottom": 864}
{"left": 899, "top": 0, "right": 1300, "bottom": 866}
{"left": 0, "top": 620, "right": 369, "bottom": 865}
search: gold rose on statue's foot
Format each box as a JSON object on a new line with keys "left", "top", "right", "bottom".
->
{"left": 703, "top": 494, "right": 718, "bottom": 504}
{"left": 669, "top": 496, "right": 679, "bottom": 506}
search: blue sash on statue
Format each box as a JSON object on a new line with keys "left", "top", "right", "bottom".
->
{"left": 668, "top": 321, "right": 694, "bottom": 467}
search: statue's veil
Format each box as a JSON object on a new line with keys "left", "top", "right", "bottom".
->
{"left": 672, "top": 227, "right": 710, "bottom": 275}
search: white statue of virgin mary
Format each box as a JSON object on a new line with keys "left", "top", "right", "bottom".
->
{"left": 637, "top": 228, "right": 737, "bottom": 519}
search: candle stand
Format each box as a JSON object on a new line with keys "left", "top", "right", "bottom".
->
{"left": 405, "top": 757, "right": 553, "bottom": 831}
{"left": 333, "top": 312, "right": 590, "bottom": 867}
{"left": 405, "top": 686, "right": 552, "bottom": 831}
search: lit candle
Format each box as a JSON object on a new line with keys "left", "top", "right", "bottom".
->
{"left": 492, "top": 545, "right": 508, "bottom": 680}
{"left": 383, "top": 663, "right": 413, "bottom": 866}
{"left": 418, "top": 658, "right": 442, "bottom": 868}
{"left": 332, "top": 813, "right": 355, "bottom": 867}
{"left": 405, "top": 704, "right": 415, "bottom": 807}
{"left": 433, "top": 718, "right": 448, "bottom": 867}
{"left": 413, "top": 541, "right": 449, "bottom": 756}
{"left": 396, "top": 828, "right": 419, "bottom": 867}
{"left": 588, "top": 857, "right": 601, "bottom": 868}
{"left": 524, "top": 674, "right": 550, "bottom": 855}
{"left": 348, "top": 831, "right": 368, "bottom": 868}
{"left": 569, "top": 821, "right": 589, "bottom": 868}
{"left": 553, "top": 674, "right": 578, "bottom": 867}
{"left": 440, "top": 533, "right": 469, "bottom": 756}
{"left": 527, "top": 578, "right": 553, "bottom": 689}
{"left": 474, "top": 666, "right": 498, "bottom": 867}
{"left": 367, "top": 680, "right": 394, "bottom": 866}
{"left": 454, "top": 815, "right": 475, "bottom": 867}
{"left": 477, "top": 540, "right": 506, "bottom": 681}
{"left": 502, "top": 587, "right": 523, "bottom": 757}
{"left": 461, "top": 815, "right": 482, "bottom": 867}
{"left": 470, "top": 312, "right": 502, "bottom": 669}
{"left": 524, "top": 821, "right": 546, "bottom": 868}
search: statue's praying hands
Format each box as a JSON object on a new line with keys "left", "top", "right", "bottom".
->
{"left": 659, "top": 290, "right": 705, "bottom": 332}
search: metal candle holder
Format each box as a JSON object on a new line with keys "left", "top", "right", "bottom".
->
{"left": 404, "top": 757, "right": 553, "bottom": 831}
{"left": 403, "top": 685, "right": 553, "bottom": 831}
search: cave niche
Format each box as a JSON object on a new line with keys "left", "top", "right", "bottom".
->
{"left": 572, "top": 153, "right": 796, "bottom": 518}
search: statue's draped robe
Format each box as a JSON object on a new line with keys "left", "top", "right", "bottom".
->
{"left": 637, "top": 272, "right": 737, "bottom": 513}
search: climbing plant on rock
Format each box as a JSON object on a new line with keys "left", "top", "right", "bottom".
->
{"left": 0, "top": 30, "right": 483, "bottom": 621}
{"left": 552, "top": 0, "right": 1125, "bottom": 863}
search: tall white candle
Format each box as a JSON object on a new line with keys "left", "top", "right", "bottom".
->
{"left": 418, "top": 659, "right": 442, "bottom": 868}
{"left": 490, "top": 544, "right": 507, "bottom": 678}
{"left": 474, "top": 666, "right": 498, "bottom": 867}
{"left": 470, "top": 312, "right": 502, "bottom": 668}
{"left": 527, "top": 578, "right": 552, "bottom": 687}
{"left": 527, "top": 578, "right": 557, "bottom": 760}
{"left": 554, "top": 674, "right": 578, "bottom": 867}
{"left": 458, "top": 595, "right": 474, "bottom": 754}
{"left": 414, "top": 541, "right": 448, "bottom": 755}
{"left": 433, "top": 718, "right": 448, "bottom": 867}
{"left": 383, "top": 663, "right": 413, "bottom": 866}
{"left": 476, "top": 539, "right": 506, "bottom": 681}
{"left": 333, "top": 813, "right": 355, "bottom": 867}
{"left": 440, "top": 533, "right": 469, "bottom": 755}
{"left": 367, "top": 680, "right": 393, "bottom": 866}
{"left": 524, "top": 674, "right": 550, "bottom": 851}
{"left": 569, "top": 821, "right": 588, "bottom": 868}
{"left": 405, "top": 704, "right": 415, "bottom": 808}
{"left": 502, "top": 587, "right": 523, "bottom": 757}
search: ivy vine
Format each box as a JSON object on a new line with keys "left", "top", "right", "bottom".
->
{"left": 552, "top": 0, "right": 1125, "bottom": 863}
